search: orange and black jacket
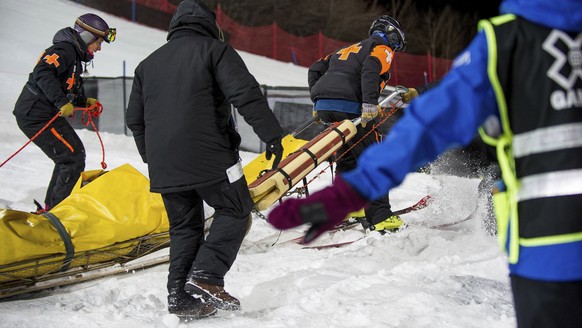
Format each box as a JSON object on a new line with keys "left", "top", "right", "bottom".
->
{"left": 308, "top": 34, "right": 394, "bottom": 106}
{"left": 13, "top": 27, "right": 90, "bottom": 121}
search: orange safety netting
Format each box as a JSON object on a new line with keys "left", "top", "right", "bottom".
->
{"left": 131, "top": 0, "right": 452, "bottom": 87}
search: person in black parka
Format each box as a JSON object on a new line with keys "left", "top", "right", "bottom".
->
{"left": 126, "top": 0, "right": 283, "bottom": 319}
{"left": 13, "top": 14, "right": 114, "bottom": 212}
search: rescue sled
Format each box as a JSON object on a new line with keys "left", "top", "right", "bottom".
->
{"left": 0, "top": 164, "right": 171, "bottom": 299}
{"left": 243, "top": 134, "right": 309, "bottom": 185}
{"left": 243, "top": 113, "right": 321, "bottom": 184}
{"left": 248, "top": 119, "right": 358, "bottom": 210}
{"left": 247, "top": 87, "right": 406, "bottom": 211}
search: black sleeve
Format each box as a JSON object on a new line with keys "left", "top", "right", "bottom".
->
{"left": 361, "top": 55, "right": 384, "bottom": 105}
{"left": 33, "top": 46, "right": 74, "bottom": 108}
{"left": 126, "top": 67, "right": 148, "bottom": 163}
{"left": 214, "top": 45, "right": 283, "bottom": 143}
{"left": 308, "top": 55, "right": 330, "bottom": 92}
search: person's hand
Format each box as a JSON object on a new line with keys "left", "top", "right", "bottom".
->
{"left": 268, "top": 176, "right": 368, "bottom": 243}
{"left": 361, "top": 103, "right": 380, "bottom": 127}
{"left": 401, "top": 87, "right": 418, "bottom": 104}
{"left": 59, "top": 102, "right": 74, "bottom": 117}
{"left": 265, "top": 137, "right": 283, "bottom": 169}
{"left": 86, "top": 97, "right": 99, "bottom": 107}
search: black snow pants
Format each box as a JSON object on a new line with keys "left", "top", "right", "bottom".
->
{"left": 16, "top": 116, "right": 85, "bottom": 209}
{"left": 161, "top": 176, "right": 254, "bottom": 293}
{"left": 511, "top": 275, "right": 582, "bottom": 328}
{"left": 317, "top": 110, "right": 393, "bottom": 224}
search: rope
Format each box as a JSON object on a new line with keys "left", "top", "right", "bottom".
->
{"left": 0, "top": 102, "right": 107, "bottom": 169}
{"left": 77, "top": 102, "right": 107, "bottom": 169}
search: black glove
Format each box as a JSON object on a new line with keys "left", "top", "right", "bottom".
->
{"left": 265, "top": 137, "right": 283, "bottom": 169}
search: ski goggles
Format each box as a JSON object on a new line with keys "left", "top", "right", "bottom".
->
{"left": 104, "top": 28, "right": 116, "bottom": 43}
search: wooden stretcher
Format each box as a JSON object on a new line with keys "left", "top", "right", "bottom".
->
{"left": 248, "top": 119, "right": 358, "bottom": 210}
{"left": 247, "top": 87, "right": 406, "bottom": 211}
{"left": 243, "top": 134, "right": 309, "bottom": 185}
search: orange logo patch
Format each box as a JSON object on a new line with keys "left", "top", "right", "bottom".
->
{"left": 337, "top": 43, "right": 362, "bottom": 60}
{"left": 43, "top": 53, "right": 60, "bottom": 67}
{"left": 66, "top": 73, "right": 75, "bottom": 90}
{"left": 371, "top": 46, "right": 394, "bottom": 74}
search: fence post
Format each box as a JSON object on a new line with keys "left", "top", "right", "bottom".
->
{"left": 131, "top": 0, "right": 136, "bottom": 22}
{"left": 123, "top": 60, "right": 128, "bottom": 135}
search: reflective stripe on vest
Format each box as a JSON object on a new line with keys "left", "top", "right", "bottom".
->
{"left": 513, "top": 122, "right": 582, "bottom": 158}
{"left": 518, "top": 168, "right": 582, "bottom": 201}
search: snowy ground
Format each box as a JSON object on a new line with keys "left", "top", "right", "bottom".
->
{"left": 0, "top": 1, "right": 515, "bottom": 327}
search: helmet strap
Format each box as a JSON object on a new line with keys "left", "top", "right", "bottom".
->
{"left": 372, "top": 31, "right": 390, "bottom": 46}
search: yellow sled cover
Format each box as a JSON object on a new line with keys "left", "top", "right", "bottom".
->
{"left": 0, "top": 163, "right": 169, "bottom": 268}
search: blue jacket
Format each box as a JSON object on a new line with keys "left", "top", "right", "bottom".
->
{"left": 342, "top": 0, "right": 582, "bottom": 281}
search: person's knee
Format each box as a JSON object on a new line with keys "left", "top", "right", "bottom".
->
{"left": 66, "top": 155, "right": 85, "bottom": 176}
{"left": 63, "top": 150, "right": 86, "bottom": 170}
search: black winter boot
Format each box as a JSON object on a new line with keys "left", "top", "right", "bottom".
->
{"left": 185, "top": 280, "right": 241, "bottom": 311}
{"left": 168, "top": 280, "right": 217, "bottom": 320}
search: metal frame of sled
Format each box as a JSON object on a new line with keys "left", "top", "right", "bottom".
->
{"left": 0, "top": 232, "right": 170, "bottom": 300}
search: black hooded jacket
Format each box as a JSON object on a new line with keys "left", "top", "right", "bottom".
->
{"left": 308, "top": 34, "right": 394, "bottom": 106}
{"left": 13, "top": 27, "right": 90, "bottom": 120}
{"left": 126, "top": 0, "right": 283, "bottom": 193}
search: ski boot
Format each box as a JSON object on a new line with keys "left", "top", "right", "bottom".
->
{"left": 370, "top": 215, "right": 404, "bottom": 234}
{"left": 357, "top": 214, "right": 404, "bottom": 234}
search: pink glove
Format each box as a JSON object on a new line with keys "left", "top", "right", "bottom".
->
{"left": 268, "top": 176, "right": 368, "bottom": 243}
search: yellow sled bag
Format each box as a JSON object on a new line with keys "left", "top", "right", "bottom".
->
{"left": 0, "top": 164, "right": 169, "bottom": 269}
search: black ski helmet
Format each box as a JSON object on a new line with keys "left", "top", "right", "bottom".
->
{"left": 74, "top": 13, "right": 116, "bottom": 45}
{"left": 369, "top": 15, "right": 407, "bottom": 52}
